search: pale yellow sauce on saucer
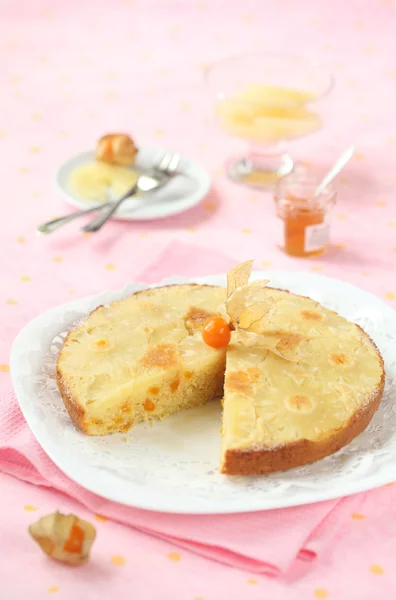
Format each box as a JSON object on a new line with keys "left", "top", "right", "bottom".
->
{"left": 68, "top": 162, "right": 139, "bottom": 202}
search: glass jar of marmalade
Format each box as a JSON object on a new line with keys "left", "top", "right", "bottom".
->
{"left": 274, "top": 166, "right": 336, "bottom": 257}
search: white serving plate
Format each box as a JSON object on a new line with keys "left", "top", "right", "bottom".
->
{"left": 10, "top": 271, "right": 396, "bottom": 514}
{"left": 55, "top": 147, "right": 211, "bottom": 220}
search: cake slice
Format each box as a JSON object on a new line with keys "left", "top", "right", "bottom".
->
{"left": 221, "top": 287, "right": 385, "bottom": 474}
{"left": 57, "top": 284, "right": 227, "bottom": 435}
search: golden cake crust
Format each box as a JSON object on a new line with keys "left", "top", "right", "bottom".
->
{"left": 57, "top": 304, "right": 106, "bottom": 433}
{"left": 57, "top": 368, "right": 87, "bottom": 432}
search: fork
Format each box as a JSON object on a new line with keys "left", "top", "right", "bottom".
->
{"left": 81, "top": 152, "right": 182, "bottom": 233}
{"left": 37, "top": 152, "right": 181, "bottom": 235}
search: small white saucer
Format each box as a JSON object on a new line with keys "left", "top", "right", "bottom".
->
{"left": 55, "top": 147, "right": 211, "bottom": 221}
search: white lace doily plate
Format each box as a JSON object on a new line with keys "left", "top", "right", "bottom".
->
{"left": 10, "top": 271, "right": 396, "bottom": 514}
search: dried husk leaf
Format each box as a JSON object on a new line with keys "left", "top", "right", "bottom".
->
{"left": 235, "top": 328, "right": 269, "bottom": 348}
{"left": 224, "top": 261, "right": 329, "bottom": 363}
{"left": 225, "top": 263, "right": 282, "bottom": 352}
{"left": 29, "top": 512, "right": 96, "bottom": 566}
{"left": 226, "top": 280, "right": 271, "bottom": 325}
{"left": 237, "top": 299, "right": 275, "bottom": 333}
{"left": 235, "top": 328, "right": 282, "bottom": 351}
{"left": 270, "top": 333, "right": 304, "bottom": 362}
{"left": 226, "top": 260, "right": 254, "bottom": 299}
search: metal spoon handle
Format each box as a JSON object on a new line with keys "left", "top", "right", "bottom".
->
{"left": 37, "top": 204, "right": 110, "bottom": 235}
{"left": 314, "top": 145, "right": 355, "bottom": 198}
{"left": 82, "top": 183, "right": 138, "bottom": 233}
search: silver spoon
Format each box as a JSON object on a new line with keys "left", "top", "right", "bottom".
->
{"left": 314, "top": 145, "right": 355, "bottom": 198}
{"left": 83, "top": 152, "right": 181, "bottom": 232}
{"left": 37, "top": 152, "right": 182, "bottom": 235}
{"left": 81, "top": 170, "right": 169, "bottom": 233}
{"left": 37, "top": 204, "right": 111, "bottom": 235}
{"left": 38, "top": 173, "right": 165, "bottom": 235}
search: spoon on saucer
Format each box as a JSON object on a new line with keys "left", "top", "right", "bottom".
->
{"left": 313, "top": 145, "right": 355, "bottom": 198}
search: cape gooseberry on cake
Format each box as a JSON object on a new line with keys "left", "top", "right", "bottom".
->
{"left": 56, "top": 277, "right": 385, "bottom": 475}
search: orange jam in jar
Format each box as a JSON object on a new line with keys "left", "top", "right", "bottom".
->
{"left": 274, "top": 167, "right": 336, "bottom": 257}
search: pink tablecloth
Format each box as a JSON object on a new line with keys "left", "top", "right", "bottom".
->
{"left": 1, "top": 0, "right": 396, "bottom": 598}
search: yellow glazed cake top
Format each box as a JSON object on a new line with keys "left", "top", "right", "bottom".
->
{"left": 57, "top": 284, "right": 227, "bottom": 416}
{"left": 222, "top": 286, "right": 383, "bottom": 451}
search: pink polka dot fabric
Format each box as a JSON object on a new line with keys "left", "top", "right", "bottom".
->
{"left": 0, "top": 0, "right": 395, "bottom": 598}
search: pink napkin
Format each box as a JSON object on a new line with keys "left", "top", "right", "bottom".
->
{"left": 0, "top": 241, "right": 363, "bottom": 578}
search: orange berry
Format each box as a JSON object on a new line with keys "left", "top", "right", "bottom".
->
{"left": 64, "top": 523, "right": 85, "bottom": 554}
{"left": 202, "top": 317, "right": 231, "bottom": 349}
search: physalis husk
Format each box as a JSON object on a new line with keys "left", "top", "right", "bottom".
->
{"left": 29, "top": 512, "right": 96, "bottom": 566}
{"left": 225, "top": 262, "right": 273, "bottom": 336}
{"left": 226, "top": 260, "right": 254, "bottom": 298}
{"left": 224, "top": 261, "right": 306, "bottom": 361}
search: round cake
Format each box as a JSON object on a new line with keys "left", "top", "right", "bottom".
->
{"left": 57, "top": 280, "right": 385, "bottom": 475}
